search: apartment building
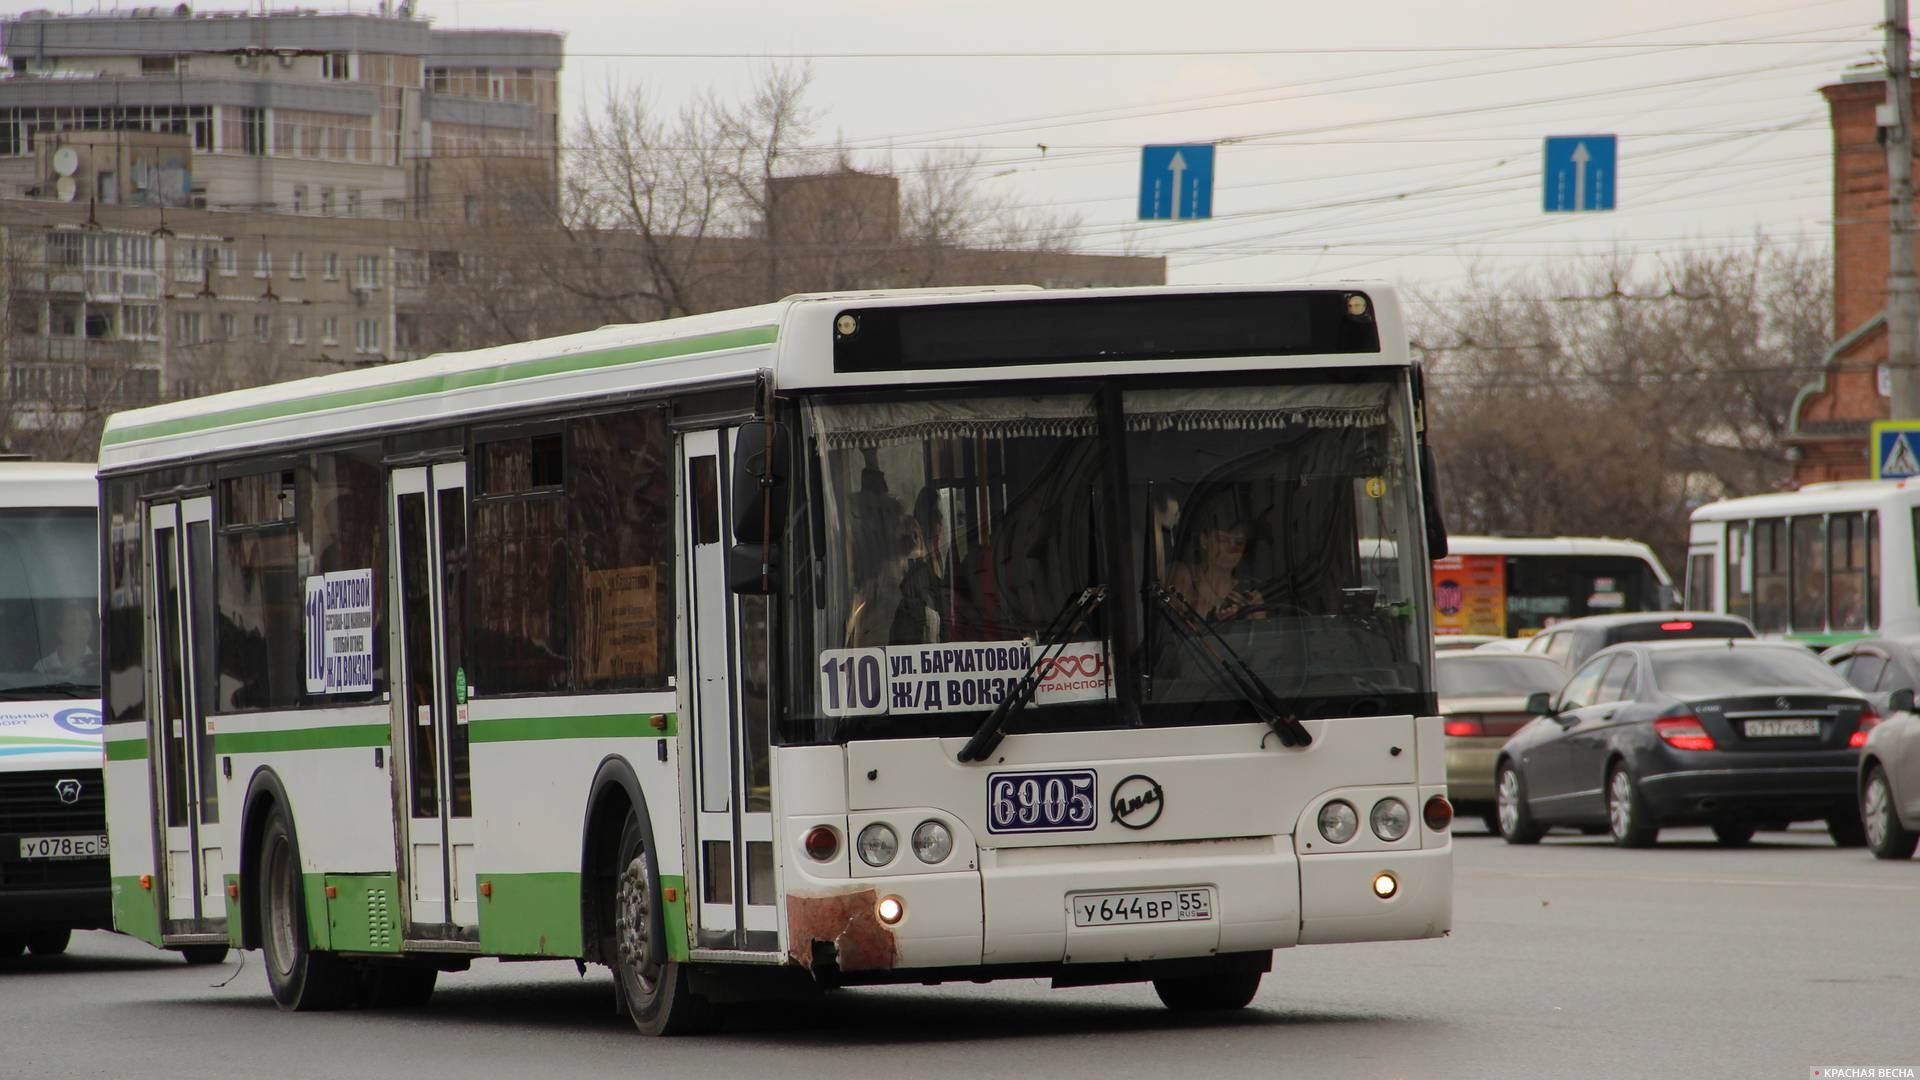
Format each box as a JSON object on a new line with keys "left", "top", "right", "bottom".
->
{"left": 0, "top": 5, "right": 560, "bottom": 444}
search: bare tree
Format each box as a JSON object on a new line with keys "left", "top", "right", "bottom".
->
{"left": 1414, "top": 242, "right": 1831, "bottom": 571}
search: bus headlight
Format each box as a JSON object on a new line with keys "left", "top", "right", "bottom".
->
{"left": 1318, "top": 800, "right": 1359, "bottom": 844}
{"left": 911, "top": 820, "right": 953, "bottom": 864}
{"left": 857, "top": 823, "right": 899, "bottom": 867}
{"left": 1370, "top": 798, "right": 1411, "bottom": 841}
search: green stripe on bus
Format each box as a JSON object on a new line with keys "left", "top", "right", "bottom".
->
{"left": 103, "top": 325, "right": 779, "bottom": 447}
{"left": 660, "top": 873, "right": 690, "bottom": 963}
{"left": 105, "top": 739, "right": 149, "bottom": 761}
{"left": 212, "top": 724, "right": 390, "bottom": 754}
{"left": 467, "top": 712, "right": 677, "bottom": 743}
{"left": 477, "top": 872, "right": 583, "bottom": 957}
{"left": 0, "top": 734, "right": 96, "bottom": 747}
{"left": 111, "top": 876, "right": 162, "bottom": 946}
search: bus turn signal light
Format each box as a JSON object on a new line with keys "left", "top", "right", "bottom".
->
{"left": 804, "top": 825, "right": 839, "bottom": 862}
{"left": 139, "top": 874, "right": 151, "bottom": 891}
{"left": 1423, "top": 795, "right": 1453, "bottom": 832}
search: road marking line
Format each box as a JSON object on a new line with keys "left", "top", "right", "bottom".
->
{"left": 1473, "top": 869, "right": 1920, "bottom": 893}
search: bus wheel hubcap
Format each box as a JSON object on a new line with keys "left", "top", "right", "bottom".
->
{"left": 267, "top": 838, "right": 295, "bottom": 977}
{"left": 615, "top": 857, "right": 661, "bottom": 1000}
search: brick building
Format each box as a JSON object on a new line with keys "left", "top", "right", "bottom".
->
{"left": 1787, "top": 69, "right": 1919, "bottom": 483}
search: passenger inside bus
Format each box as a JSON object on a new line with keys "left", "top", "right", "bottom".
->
{"left": 890, "top": 488, "right": 951, "bottom": 645}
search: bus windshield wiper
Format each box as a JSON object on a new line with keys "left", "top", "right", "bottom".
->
{"left": 0, "top": 681, "right": 99, "bottom": 701}
{"left": 956, "top": 585, "right": 1108, "bottom": 764}
{"left": 1148, "top": 587, "right": 1312, "bottom": 749}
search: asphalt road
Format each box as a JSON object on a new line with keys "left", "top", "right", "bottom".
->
{"left": 4, "top": 825, "right": 1916, "bottom": 1080}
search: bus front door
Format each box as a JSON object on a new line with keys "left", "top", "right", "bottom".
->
{"left": 681, "top": 429, "right": 778, "bottom": 951}
{"left": 388, "top": 462, "right": 478, "bottom": 937}
{"left": 146, "top": 496, "right": 223, "bottom": 935}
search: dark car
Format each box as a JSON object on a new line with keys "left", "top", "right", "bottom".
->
{"left": 1496, "top": 639, "right": 1874, "bottom": 848}
{"left": 1522, "top": 611, "right": 1757, "bottom": 671}
{"left": 1821, "top": 636, "right": 1920, "bottom": 715}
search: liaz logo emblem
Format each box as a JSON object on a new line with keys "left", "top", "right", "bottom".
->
{"left": 1109, "top": 773, "right": 1165, "bottom": 830}
{"left": 55, "top": 778, "right": 82, "bottom": 805}
{"left": 1776, "top": 697, "right": 1790, "bottom": 709}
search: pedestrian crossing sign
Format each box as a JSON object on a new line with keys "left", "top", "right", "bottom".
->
{"left": 1871, "top": 420, "right": 1920, "bottom": 480}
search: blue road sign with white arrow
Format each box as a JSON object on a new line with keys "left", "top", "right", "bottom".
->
{"left": 1543, "top": 135, "right": 1616, "bottom": 213}
{"left": 1139, "top": 144, "right": 1214, "bottom": 220}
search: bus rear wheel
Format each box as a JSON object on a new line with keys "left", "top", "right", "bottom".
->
{"left": 1153, "top": 968, "right": 1263, "bottom": 1012}
{"left": 359, "top": 961, "right": 438, "bottom": 1008}
{"left": 258, "top": 805, "right": 354, "bottom": 1011}
{"left": 611, "top": 808, "right": 707, "bottom": 1036}
{"left": 179, "top": 944, "right": 229, "bottom": 966}
{"left": 25, "top": 929, "right": 71, "bottom": 956}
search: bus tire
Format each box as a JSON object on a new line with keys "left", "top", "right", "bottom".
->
{"left": 1153, "top": 968, "right": 1262, "bottom": 1011}
{"left": 612, "top": 807, "right": 707, "bottom": 1036}
{"left": 179, "top": 944, "right": 230, "bottom": 966}
{"left": 359, "top": 961, "right": 438, "bottom": 1009}
{"left": 25, "top": 929, "right": 71, "bottom": 956}
{"left": 257, "top": 805, "right": 354, "bottom": 1011}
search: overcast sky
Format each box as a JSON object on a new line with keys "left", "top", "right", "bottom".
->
{"left": 8, "top": 0, "right": 1891, "bottom": 298}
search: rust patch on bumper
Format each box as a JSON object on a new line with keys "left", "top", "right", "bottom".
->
{"left": 785, "top": 888, "right": 897, "bottom": 972}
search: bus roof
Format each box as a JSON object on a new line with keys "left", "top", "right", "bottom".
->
{"left": 1688, "top": 480, "right": 1920, "bottom": 521}
{"left": 97, "top": 282, "right": 1404, "bottom": 474}
{"left": 1445, "top": 534, "right": 1669, "bottom": 568}
{"left": 0, "top": 461, "right": 95, "bottom": 509}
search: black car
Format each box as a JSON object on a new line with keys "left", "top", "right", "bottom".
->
{"left": 1522, "top": 611, "right": 1757, "bottom": 671}
{"left": 1821, "top": 635, "right": 1920, "bottom": 714}
{"left": 1496, "top": 639, "right": 1874, "bottom": 847}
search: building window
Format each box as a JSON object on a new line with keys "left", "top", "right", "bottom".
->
{"left": 140, "top": 56, "right": 177, "bottom": 76}
{"left": 289, "top": 251, "right": 306, "bottom": 279}
{"left": 354, "top": 255, "right": 383, "bottom": 290}
{"left": 323, "top": 252, "right": 339, "bottom": 280}
{"left": 121, "top": 303, "right": 159, "bottom": 340}
{"left": 217, "top": 312, "right": 236, "bottom": 341}
{"left": 355, "top": 318, "right": 381, "bottom": 354}
{"left": 254, "top": 314, "right": 272, "bottom": 343}
{"left": 175, "top": 311, "right": 202, "bottom": 345}
{"left": 464, "top": 195, "right": 480, "bottom": 224}
{"left": 288, "top": 315, "right": 305, "bottom": 345}
{"left": 395, "top": 250, "right": 425, "bottom": 289}
{"left": 292, "top": 184, "right": 307, "bottom": 213}
{"left": 347, "top": 189, "right": 362, "bottom": 217}
{"left": 219, "top": 246, "right": 237, "bottom": 277}
{"left": 321, "top": 316, "right": 338, "bottom": 345}
{"left": 324, "top": 53, "right": 352, "bottom": 80}
{"left": 320, "top": 187, "right": 334, "bottom": 216}
{"left": 254, "top": 249, "right": 272, "bottom": 278}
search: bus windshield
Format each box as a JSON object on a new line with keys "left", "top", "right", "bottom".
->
{"left": 0, "top": 508, "right": 99, "bottom": 699}
{"left": 794, "top": 377, "right": 1429, "bottom": 740}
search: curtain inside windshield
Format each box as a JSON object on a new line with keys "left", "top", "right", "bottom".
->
{"left": 0, "top": 508, "right": 100, "bottom": 697}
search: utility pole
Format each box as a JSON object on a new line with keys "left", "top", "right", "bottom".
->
{"left": 1887, "top": 0, "right": 1920, "bottom": 418}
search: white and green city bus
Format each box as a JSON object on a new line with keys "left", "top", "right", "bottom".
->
{"left": 1687, "top": 480, "right": 1920, "bottom": 646}
{"left": 100, "top": 284, "right": 1453, "bottom": 1032}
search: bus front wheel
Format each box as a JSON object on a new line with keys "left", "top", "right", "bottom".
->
{"left": 611, "top": 807, "right": 708, "bottom": 1036}
{"left": 257, "top": 805, "right": 354, "bottom": 1011}
{"left": 1153, "top": 968, "right": 1262, "bottom": 1012}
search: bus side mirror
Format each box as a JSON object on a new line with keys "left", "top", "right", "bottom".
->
{"left": 1890, "top": 687, "right": 1915, "bottom": 713}
{"left": 728, "top": 542, "right": 781, "bottom": 594}
{"left": 732, "top": 421, "right": 789, "bottom": 544}
{"left": 1420, "top": 442, "right": 1448, "bottom": 561}
{"left": 1525, "top": 691, "right": 1554, "bottom": 717}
